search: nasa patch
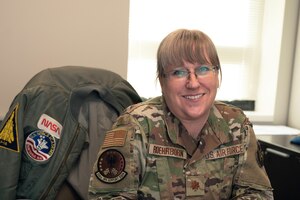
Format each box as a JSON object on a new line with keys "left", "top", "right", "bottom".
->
{"left": 25, "top": 130, "right": 56, "bottom": 162}
{"left": 37, "top": 114, "right": 63, "bottom": 139}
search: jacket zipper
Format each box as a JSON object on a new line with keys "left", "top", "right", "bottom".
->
{"left": 40, "top": 124, "right": 81, "bottom": 199}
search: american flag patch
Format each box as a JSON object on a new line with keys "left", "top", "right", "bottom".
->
{"left": 102, "top": 130, "right": 127, "bottom": 148}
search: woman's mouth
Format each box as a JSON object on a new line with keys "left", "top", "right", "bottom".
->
{"left": 184, "top": 94, "right": 204, "bottom": 100}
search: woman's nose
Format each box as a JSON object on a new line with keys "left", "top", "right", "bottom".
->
{"left": 186, "top": 72, "right": 200, "bottom": 88}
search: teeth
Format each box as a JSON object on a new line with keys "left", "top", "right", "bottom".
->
{"left": 185, "top": 94, "right": 203, "bottom": 99}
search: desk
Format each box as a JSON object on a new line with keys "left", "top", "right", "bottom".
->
{"left": 257, "top": 135, "right": 300, "bottom": 200}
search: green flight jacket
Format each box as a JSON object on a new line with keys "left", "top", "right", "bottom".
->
{"left": 0, "top": 66, "right": 142, "bottom": 200}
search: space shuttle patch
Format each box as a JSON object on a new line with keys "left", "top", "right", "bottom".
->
{"left": 0, "top": 104, "right": 20, "bottom": 152}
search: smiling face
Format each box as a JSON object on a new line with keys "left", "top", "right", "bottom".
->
{"left": 160, "top": 61, "right": 219, "bottom": 123}
{"left": 156, "top": 29, "right": 221, "bottom": 124}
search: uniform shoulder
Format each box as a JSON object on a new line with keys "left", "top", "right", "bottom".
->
{"left": 214, "top": 101, "right": 248, "bottom": 124}
{"left": 113, "top": 97, "right": 164, "bottom": 135}
{"left": 214, "top": 101, "right": 244, "bottom": 113}
{"left": 124, "top": 96, "right": 164, "bottom": 115}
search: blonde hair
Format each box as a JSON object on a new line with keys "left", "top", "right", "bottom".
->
{"left": 157, "top": 29, "right": 221, "bottom": 79}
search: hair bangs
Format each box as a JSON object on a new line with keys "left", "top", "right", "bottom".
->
{"left": 157, "top": 29, "right": 221, "bottom": 79}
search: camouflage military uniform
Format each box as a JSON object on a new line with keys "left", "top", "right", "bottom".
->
{"left": 89, "top": 96, "right": 273, "bottom": 199}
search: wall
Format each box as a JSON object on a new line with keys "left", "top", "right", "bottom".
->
{"left": 288, "top": 6, "right": 300, "bottom": 129}
{"left": 251, "top": 0, "right": 299, "bottom": 125}
{"left": 273, "top": 0, "right": 299, "bottom": 124}
{"left": 0, "top": 0, "right": 129, "bottom": 118}
{"left": 1, "top": 0, "right": 300, "bottom": 127}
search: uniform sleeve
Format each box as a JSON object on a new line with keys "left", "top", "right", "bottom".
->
{"left": 231, "top": 122, "right": 274, "bottom": 200}
{"left": 0, "top": 98, "right": 25, "bottom": 199}
{"left": 88, "top": 114, "right": 145, "bottom": 200}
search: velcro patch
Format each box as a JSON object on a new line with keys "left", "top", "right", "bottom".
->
{"left": 95, "top": 149, "right": 127, "bottom": 183}
{"left": 37, "top": 114, "right": 63, "bottom": 139}
{"left": 149, "top": 144, "right": 187, "bottom": 159}
{"left": 0, "top": 104, "right": 19, "bottom": 152}
{"left": 205, "top": 143, "right": 245, "bottom": 160}
{"left": 102, "top": 130, "right": 127, "bottom": 148}
{"left": 25, "top": 130, "right": 56, "bottom": 162}
{"left": 186, "top": 175, "right": 205, "bottom": 196}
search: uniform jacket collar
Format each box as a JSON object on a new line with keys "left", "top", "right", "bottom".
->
{"left": 162, "top": 98, "right": 232, "bottom": 164}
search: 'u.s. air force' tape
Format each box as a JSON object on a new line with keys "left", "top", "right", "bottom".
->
{"left": 205, "top": 143, "right": 245, "bottom": 160}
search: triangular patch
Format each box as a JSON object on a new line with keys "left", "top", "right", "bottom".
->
{"left": 0, "top": 104, "right": 19, "bottom": 152}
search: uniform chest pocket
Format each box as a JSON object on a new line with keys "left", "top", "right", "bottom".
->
{"left": 154, "top": 155, "right": 186, "bottom": 199}
{"left": 199, "top": 157, "right": 238, "bottom": 198}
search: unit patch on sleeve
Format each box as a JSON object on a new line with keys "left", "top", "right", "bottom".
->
{"left": 0, "top": 104, "right": 19, "bottom": 152}
{"left": 95, "top": 149, "right": 127, "bottom": 183}
{"left": 25, "top": 130, "right": 56, "bottom": 162}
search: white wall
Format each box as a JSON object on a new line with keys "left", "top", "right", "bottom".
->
{"left": 288, "top": 6, "right": 300, "bottom": 129}
{"left": 273, "top": 0, "right": 299, "bottom": 124}
{"left": 242, "top": 0, "right": 299, "bottom": 125}
{"left": 0, "top": 0, "right": 129, "bottom": 118}
{"left": 1, "top": 0, "right": 300, "bottom": 128}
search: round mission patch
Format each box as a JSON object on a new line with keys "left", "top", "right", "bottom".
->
{"left": 95, "top": 149, "right": 127, "bottom": 184}
{"left": 25, "top": 130, "right": 56, "bottom": 162}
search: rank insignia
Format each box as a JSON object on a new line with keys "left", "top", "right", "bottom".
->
{"left": 95, "top": 149, "right": 127, "bottom": 183}
{"left": 186, "top": 175, "right": 204, "bottom": 196}
{"left": 0, "top": 104, "right": 19, "bottom": 152}
{"left": 25, "top": 130, "right": 56, "bottom": 162}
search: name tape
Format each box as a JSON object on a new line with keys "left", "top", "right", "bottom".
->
{"left": 149, "top": 144, "right": 187, "bottom": 159}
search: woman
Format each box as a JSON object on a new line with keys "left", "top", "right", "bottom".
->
{"left": 89, "top": 29, "right": 273, "bottom": 199}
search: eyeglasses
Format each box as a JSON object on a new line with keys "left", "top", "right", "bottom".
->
{"left": 163, "top": 65, "right": 219, "bottom": 79}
